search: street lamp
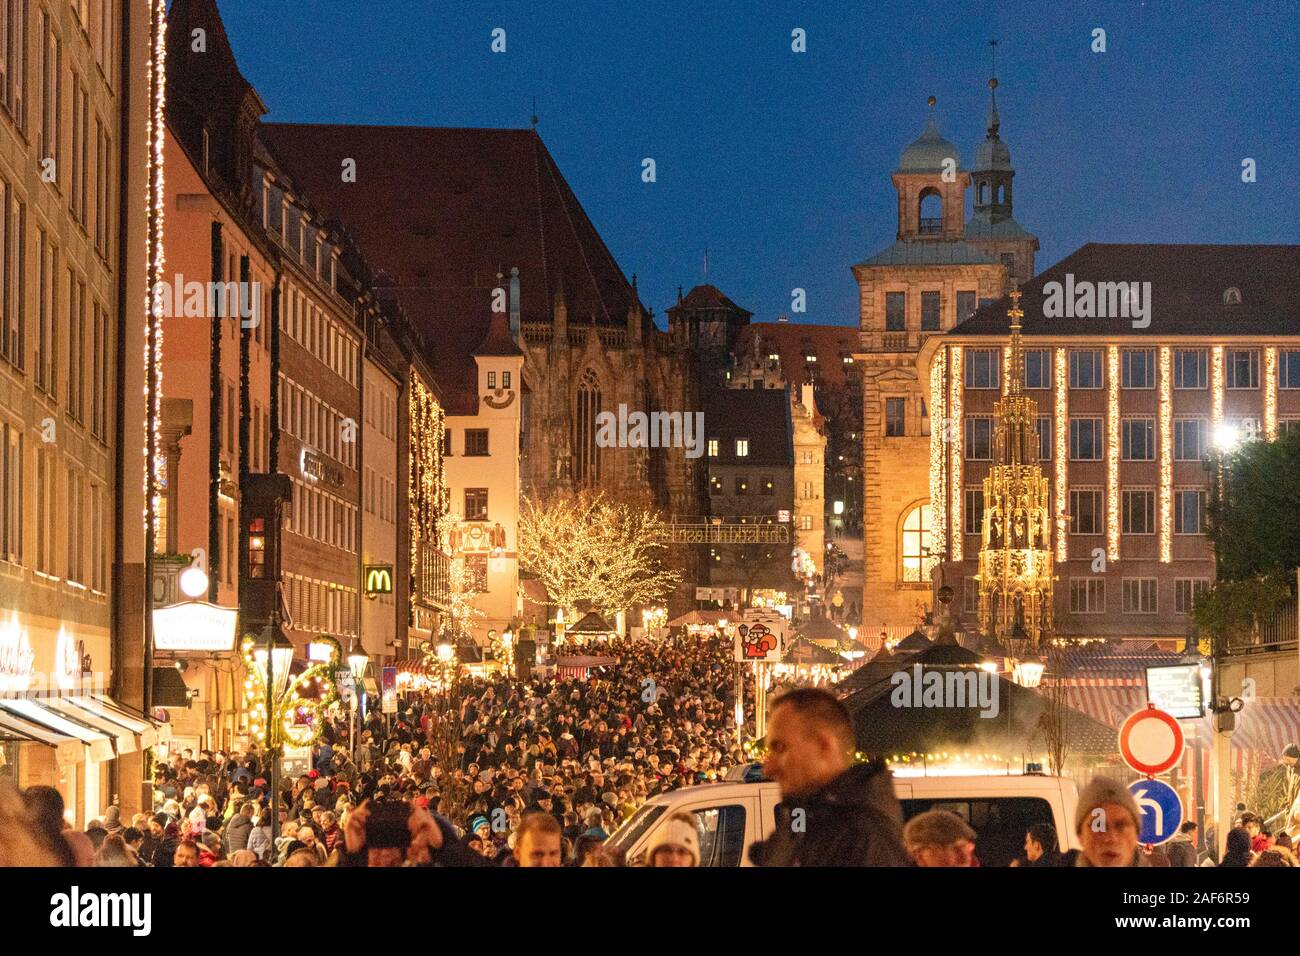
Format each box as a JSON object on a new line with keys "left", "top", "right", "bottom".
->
{"left": 346, "top": 639, "right": 369, "bottom": 766}
{"left": 178, "top": 564, "right": 209, "bottom": 600}
{"left": 1213, "top": 422, "right": 1241, "bottom": 453}
{"left": 253, "top": 627, "right": 294, "bottom": 699}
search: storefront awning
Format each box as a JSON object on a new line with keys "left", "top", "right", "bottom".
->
{"left": 0, "top": 710, "right": 85, "bottom": 765}
{"left": 42, "top": 697, "right": 144, "bottom": 755}
{"left": 0, "top": 698, "right": 114, "bottom": 762}
{"left": 82, "top": 693, "right": 169, "bottom": 750}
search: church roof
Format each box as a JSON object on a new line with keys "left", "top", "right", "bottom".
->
{"left": 952, "top": 243, "right": 1300, "bottom": 337}
{"left": 261, "top": 124, "right": 643, "bottom": 327}
{"left": 668, "top": 284, "right": 753, "bottom": 318}
{"left": 857, "top": 240, "right": 997, "bottom": 269}
{"left": 974, "top": 134, "right": 1013, "bottom": 173}
{"left": 897, "top": 114, "right": 961, "bottom": 173}
{"left": 731, "top": 322, "right": 859, "bottom": 390}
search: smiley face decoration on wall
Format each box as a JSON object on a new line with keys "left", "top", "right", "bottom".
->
{"left": 483, "top": 386, "right": 515, "bottom": 410}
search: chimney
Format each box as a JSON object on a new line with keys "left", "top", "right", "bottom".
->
{"left": 627, "top": 274, "right": 641, "bottom": 342}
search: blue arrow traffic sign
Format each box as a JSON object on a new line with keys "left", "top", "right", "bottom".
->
{"left": 1128, "top": 779, "right": 1183, "bottom": 846}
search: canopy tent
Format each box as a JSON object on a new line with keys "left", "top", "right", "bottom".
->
{"left": 666, "top": 609, "right": 731, "bottom": 629}
{"left": 554, "top": 655, "right": 618, "bottom": 681}
{"left": 842, "top": 642, "right": 1117, "bottom": 761}
{"left": 565, "top": 611, "right": 618, "bottom": 639}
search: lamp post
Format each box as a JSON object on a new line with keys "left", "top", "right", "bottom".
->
{"left": 1208, "top": 422, "right": 1241, "bottom": 859}
{"left": 436, "top": 641, "right": 455, "bottom": 709}
{"left": 252, "top": 625, "right": 294, "bottom": 844}
{"left": 346, "top": 639, "right": 369, "bottom": 767}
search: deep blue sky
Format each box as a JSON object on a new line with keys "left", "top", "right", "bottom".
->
{"left": 214, "top": 0, "right": 1299, "bottom": 328}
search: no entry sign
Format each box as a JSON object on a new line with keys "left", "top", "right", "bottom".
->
{"left": 1118, "top": 703, "right": 1185, "bottom": 776}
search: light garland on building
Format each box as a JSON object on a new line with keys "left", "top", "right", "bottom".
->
{"left": 1054, "top": 348, "right": 1068, "bottom": 562}
{"left": 1106, "top": 346, "right": 1120, "bottom": 562}
{"left": 1211, "top": 346, "right": 1225, "bottom": 429}
{"left": 143, "top": 0, "right": 168, "bottom": 537}
{"left": 929, "top": 349, "right": 947, "bottom": 559}
{"left": 1264, "top": 346, "right": 1278, "bottom": 440}
{"left": 948, "top": 346, "right": 963, "bottom": 562}
{"left": 1158, "top": 347, "right": 1173, "bottom": 562}
{"left": 408, "top": 374, "right": 449, "bottom": 597}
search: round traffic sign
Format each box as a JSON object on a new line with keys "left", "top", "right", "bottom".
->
{"left": 1118, "top": 703, "right": 1185, "bottom": 776}
{"left": 1127, "top": 778, "right": 1184, "bottom": 845}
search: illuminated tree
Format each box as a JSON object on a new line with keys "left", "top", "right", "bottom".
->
{"left": 518, "top": 489, "right": 682, "bottom": 620}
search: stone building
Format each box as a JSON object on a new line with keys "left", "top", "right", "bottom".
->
{"left": 854, "top": 90, "right": 1037, "bottom": 637}
{"left": 258, "top": 123, "right": 703, "bottom": 522}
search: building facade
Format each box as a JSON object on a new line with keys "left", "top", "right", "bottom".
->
{"left": 921, "top": 242, "right": 1300, "bottom": 642}
{"left": 854, "top": 91, "right": 1037, "bottom": 637}
{"left": 0, "top": 0, "right": 160, "bottom": 823}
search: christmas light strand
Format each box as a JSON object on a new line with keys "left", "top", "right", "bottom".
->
{"left": 143, "top": 1, "right": 167, "bottom": 536}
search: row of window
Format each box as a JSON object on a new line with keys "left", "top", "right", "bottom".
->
{"left": 962, "top": 415, "right": 1298, "bottom": 461}
{"left": 4, "top": 219, "right": 110, "bottom": 440}
{"left": 884, "top": 290, "right": 980, "bottom": 332}
{"left": 443, "top": 427, "right": 489, "bottom": 457}
{"left": 15, "top": 438, "right": 107, "bottom": 592}
{"left": 285, "top": 475, "right": 358, "bottom": 553}
{"left": 362, "top": 464, "right": 397, "bottom": 524}
{"left": 284, "top": 572, "right": 358, "bottom": 639}
{"left": 364, "top": 378, "right": 398, "bottom": 442}
{"left": 963, "top": 347, "right": 1300, "bottom": 391}
{"left": 709, "top": 474, "right": 776, "bottom": 496}
{"left": 281, "top": 281, "right": 359, "bottom": 388}
{"left": 960, "top": 577, "right": 1210, "bottom": 616}
{"left": 278, "top": 374, "right": 357, "bottom": 470}
{"left": 704, "top": 438, "right": 749, "bottom": 458}
{"left": 963, "top": 486, "right": 1207, "bottom": 537}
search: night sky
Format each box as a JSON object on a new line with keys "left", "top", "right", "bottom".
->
{"left": 215, "top": 0, "right": 1299, "bottom": 328}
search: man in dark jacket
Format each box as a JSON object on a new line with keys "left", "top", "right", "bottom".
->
{"left": 1166, "top": 821, "right": 1198, "bottom": 867}
{"left": 748, "top": 688, "right": 912, "bottom": 867}
{"left": 223, "top": 802, "right": 255, "bottom": 855}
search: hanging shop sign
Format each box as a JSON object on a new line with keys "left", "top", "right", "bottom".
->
{"left": 152, "top": 602, "right": 239, "bottom": 653}
{"left": 364, "top": 564, "right": 394, "bottom": 596}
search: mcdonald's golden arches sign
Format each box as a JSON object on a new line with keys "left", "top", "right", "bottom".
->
{"left": 364, "top": 564, "right": 394, "bottom": 596}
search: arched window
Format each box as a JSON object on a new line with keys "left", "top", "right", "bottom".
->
{"left": 900, "top": 502, "right": 935, "bottom": 583}
{"left": 977, "top": 182, "right": 988, "bottom": 205}
{"left": 918, "top": 188, "right": 942, "bottom": 234}
{"left": 573, "top": 368, "right": 602, "bottom": 485}
{"left": 1223, "top": 287, "right": 1242, "bottom": 306}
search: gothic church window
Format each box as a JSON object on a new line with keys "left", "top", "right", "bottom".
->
{"left": 574, "top": 367, "right": 602, "bottom": 485}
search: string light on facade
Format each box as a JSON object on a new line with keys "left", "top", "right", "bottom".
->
{"left": 1264, "top": 346, "right": 1278, "bottom": 440}
{"left": 929, "top": 349, "right": 948, "bottom": 559}
{"left": 143, "top": 0, "right": 168, "bottom": 537}
{"left": 1106, "top": 346, "right": 1120, "bottom": 562}
{"left": 1211, "top": 346, "right": 1225, "bottom": 429}
{"left": 1158, "top": 346, "right": 1173, "bottom": 562}
{"left": 1054, "top": 348, "right": 1068, "bottom": 563}
{"left": 949, "top": 346, "right": 964, "bottom": 562}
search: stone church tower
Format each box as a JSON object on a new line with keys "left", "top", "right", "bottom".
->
{"left": 854, "top": 88, "right": 1038, "bottom": 637}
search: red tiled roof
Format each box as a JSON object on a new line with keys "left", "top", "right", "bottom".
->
{"left": 732, "top": 322, "right": 860, "bottom": 390}
{"left": 260, "top": 123, "right": 645, "bottom": 414}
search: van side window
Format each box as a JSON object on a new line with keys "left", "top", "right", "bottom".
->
{"left": 901, "top": 797, "right": 1056, "bottom": 868}
{"left": 694, "top": 805, "right": 747, "bottom": 867}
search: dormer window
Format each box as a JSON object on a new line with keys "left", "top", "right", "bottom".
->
{"left": 502, "top": 371, "right": 511, "bottom": 389}
{"left": 1223, "top": 287, "right": 1242, "bottom": 306}
{"left": 488, "top": 371, "right": 497, "bottom": 389}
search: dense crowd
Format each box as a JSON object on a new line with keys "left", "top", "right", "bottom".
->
{"left": 1, "top": 632, "right": 1296, "bottom": 869}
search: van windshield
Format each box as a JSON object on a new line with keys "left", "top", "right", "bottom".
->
{"left": 606, "top": 803, "right": 667, "bottom": 853}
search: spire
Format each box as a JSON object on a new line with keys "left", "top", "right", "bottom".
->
{"left": 1006, "top": 288, "right": 1025, "bottom": 399}
{"left": 986, "top": 40, "right": 1001, "bottom": 136}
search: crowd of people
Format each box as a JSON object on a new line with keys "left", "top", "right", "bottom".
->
{"left": 1, "top": 633, "right": 1296, "bottom": 869}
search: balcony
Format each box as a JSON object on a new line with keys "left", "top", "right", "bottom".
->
{"left": 918, "top": 218, "right": 943, "bottom": 235}
{"left": 882, "top": 332, "right": 909, "bottom": 352}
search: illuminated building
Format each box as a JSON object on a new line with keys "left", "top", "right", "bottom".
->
{"left": 920, "top": 243, "right": 1300, "bottom": 643}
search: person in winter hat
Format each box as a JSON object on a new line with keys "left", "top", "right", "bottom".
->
{"left": 1074, "top": 776, "right": 1145, "bottom": 867}
{"left": 645, "top": 812, "right": 699, "bottom": 867}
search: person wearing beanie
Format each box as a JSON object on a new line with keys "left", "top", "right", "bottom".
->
{"left": 1074, "top": 777, "right": 1145, "bottom": 867}
{"left": 903, "top": 810, "right": 976, "bottom": 867}
{"left": 645, "top": 812, "right": 699, "bottom": 867}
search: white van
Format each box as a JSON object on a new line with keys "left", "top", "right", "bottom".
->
{"left": 606, "top": 765, "right": 1081, "bottom": 867}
